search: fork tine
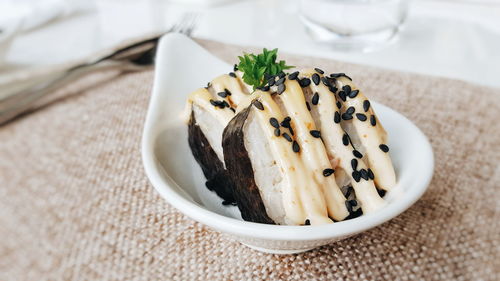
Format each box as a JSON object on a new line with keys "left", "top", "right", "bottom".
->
{"left": 172, "top": 12, "right": 199, "bottom": 37}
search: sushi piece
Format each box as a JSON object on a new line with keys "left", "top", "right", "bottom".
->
{"left": 223, "top": 92, "right": 346, "bottom": 225}
{"left": 185, "top": 72, "right": 249, "bottom": 203}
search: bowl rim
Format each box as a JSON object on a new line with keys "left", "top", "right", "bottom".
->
{"left": 141, "top": 33, "right": 434, "bottom": 241}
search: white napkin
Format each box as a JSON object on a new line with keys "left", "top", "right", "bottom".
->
{"left": 0, "top": 0, "right": 94, "bottom": 66}
{"left": 0, "top": 0, "right": 94, "bottom": 32}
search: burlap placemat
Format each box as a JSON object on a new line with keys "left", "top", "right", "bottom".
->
{"left": 1, "top": 38, "right": 499, "bottom": 281}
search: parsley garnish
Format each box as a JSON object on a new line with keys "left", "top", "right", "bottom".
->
{"left": 237, "top": 48, "right": 294, "bottom": 91}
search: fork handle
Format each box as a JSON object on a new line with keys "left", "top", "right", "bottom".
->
{"left": 0, "top": 61, "right": 141, "bottom": 125}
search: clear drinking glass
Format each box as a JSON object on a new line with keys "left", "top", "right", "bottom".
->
{"left": 299, "top": 0, "right": 409, "bottom": 52}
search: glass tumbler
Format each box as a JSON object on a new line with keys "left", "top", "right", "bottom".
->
{"left": 299, "top": 0, "right": 409, "bottom": 52}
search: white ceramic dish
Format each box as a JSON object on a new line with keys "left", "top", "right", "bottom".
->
{"left": 142, "top": 33, "right": 434, "bottom": 254}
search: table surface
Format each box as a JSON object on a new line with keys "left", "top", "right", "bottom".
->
{"left": 4, "top": 0, "right": 500, "bottom": 88}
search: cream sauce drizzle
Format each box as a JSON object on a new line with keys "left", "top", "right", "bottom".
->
{"left": 184, "top": 73, "right": 249, "bottom": 124}
{"left": 211, "top": 73, "right": 249, "bottom": 106}
{"left": 277, "top": 79, "right": 349, "bottom": 221}
{"left": 251, "top": 92, "right": 331, "bottom": 224}
{"left": 185, "top": 88, "right": 234, "bottom": 125}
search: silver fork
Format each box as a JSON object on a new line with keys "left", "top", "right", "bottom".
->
{"left": 0, "top": 13, "right": 198, "bottom": 126}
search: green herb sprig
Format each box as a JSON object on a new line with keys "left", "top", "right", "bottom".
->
{"left": 237, "top": 48, "right": 294, "bottom": 91}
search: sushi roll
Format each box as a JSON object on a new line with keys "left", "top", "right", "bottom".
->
{"left": 186, "top": 49, "right": 396, "bottom": 225}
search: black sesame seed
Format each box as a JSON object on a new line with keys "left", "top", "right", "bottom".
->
{"left": 363, "top": 100, "right": 370, "bottom": 112}
{"left": 323, "top": 168, "right": 335, "bottom": 177}
{"left": 304, "top": 219, "right": 311, "bottom": 225}
{"left": 344, "top": 186, "right": 353, "bottom": 198}
{"left": 346, "top": 106, "right": 355, "bottom": 114}
{"left": 342, "top": 134, "right": 349, "bottom": 146}
{"left": 360, "top": 169, "right": 369, "bottom": 180}
{"left": 233, "top": 64, "right": 238, "bottom": 71}
{"left": 312, "top": 73, "right": 320, "bottom": 85}
{"left": 282, "top": 133, "right": 292, "bottom": 142}
{"left": 306, "top": 101, "right": 311, "bottom": 111}
{"left": 289, "top": 126, "right": 295, "bottom": 136}
{"left": 334, "top": 111, "right": 341, "bottom": 123}
{"left": 377, "top": 188, "right": 386, "bottom": 197}
{"left": 342, "top": 113, "right": 353, "bottom": 120}
{"left": 229, "top": 72, "right": 236, "bottom": 78}
{"left": 225, "top": 89, "right": 232, "bottom": 96}
{"left": 253, "top": 100, "right": 264, "bottom": 110}
{"left": 321, "top": 77, "right": 331, "bottom": 87}
{"left": 312, "top": 92, "right": 319, "bottom": 105}
{"left": 367, "top": 168, "right": 375, "bottom": 180}
{"left": 349, "top": 90, "right": 359, "bottom": 98}
{"left": 370, "top": 115, "right": 376, "bottom": 126}
{"left": 336, "top": 101, "right": 342, "bottom": 109}
{"left": 299, "top": 78, "right": 311, "bottom": 87}
{"left": 268, "top": 77, "right": 276, "bottom": 87}
{"left": 314, "top": 68, "right": 325, "bottom": 74}
{"left": 379, "top": 144, "right": 389, "bottom": 152}
{"left": 274, "top": 128, "right": 280, "bottom": 137}
{"left": 269, "top": 117, "right": 279, "bottom": 128}
{"left": 262, "top": 85, "right": 270, "bottom": 91}
{"left": 342, "top": 85, "right": 351, "bottom": 95}
{"left": 292, "top": 141, "right": 300, "bottom": 152}
{"left": 356, "top": 113, "right": 367, "bottom": 121}
{"left": 338, "top": 91, "right": 347, "bottom": 101}
{"left": 349, "top": 199, "right": 357, "bottom": 207}
{"left": 288, "top": 71, "right": 299, "bottom": 80}
{"left": 310, "top": 130, "right": 321, "bottom": 138}
{"left": 278, "top": 72, "right": 285, "bottom": 78}
{"left": 276, "top": 77, "right": 285, "bottom": 85}
{"left": 230, "top": 107, "right": 235, "bottom": 113}
{"left": 353, "top": 150, "right": 363, "bottom": 158}
{"left": 330, "top": 73, "right": 352, "bottom": 81}
{"left": 213, "top": 100, "right": 227, "bottom": 109}
{"left": 264, "top": 73, "right": 273, "bottom": 80}
{"left": 329, "top": 86, "right": 338, "bottom": 93}
{"left": 352, "top": 170, "right": 361, "bottom": 182}
{"left": 280, "top": 117, "right": 291, "bottom": 128}
{"left": 345, "top": 200, "right": 353, "bottom": 213}
{"left": 217, "top": 91, "right": 228, "bottom": 98}
{"left": 277, "top": 83, "right": 286, "bottom": 95}
{"left": 351, "top": 158, "right": 358, "bottom": 170}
